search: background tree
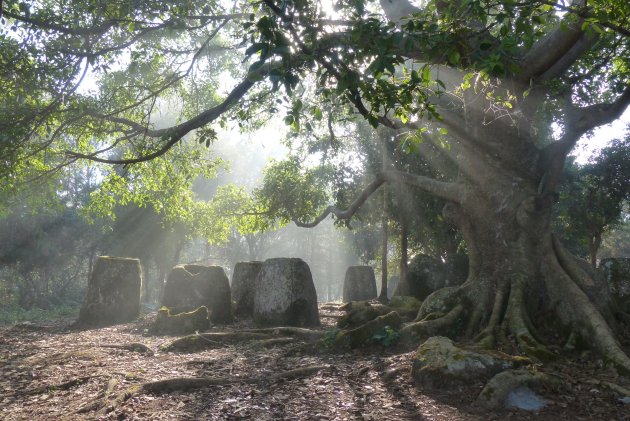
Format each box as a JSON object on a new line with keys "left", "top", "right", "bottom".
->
{"left": 555, "top": 136, "right": 630, "bottom": 266}
{"left": 0, "top": 164, "right": 103, "bottom": 310}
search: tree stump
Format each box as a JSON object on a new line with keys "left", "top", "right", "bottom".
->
{"left": 342, "top": 266, "right": 377, "bottom": 302}
{"left": 231, "top": 261, "right": 263, "bottom": 318}
{"left": 253, "top": 258, "right": 320, "bottom": 327}
{"left": 161, "top": 265, "right": 232, "bottom": 324}
{"left": 77, "top": 256, "right": 142, "bottom": 326}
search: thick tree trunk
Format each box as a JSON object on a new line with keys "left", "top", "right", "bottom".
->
{"left": 589, "top": 232, "right": 601, "bottom": 268}
{"left": 401, "top": 179, "right": 630, "bottom": 374}
{"left": 379, "top": 212, "right": 389, "bottom": 303}
{"left": 399, "top": 198, "right": 409, "bottom": 295}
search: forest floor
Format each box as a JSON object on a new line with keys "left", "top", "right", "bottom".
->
{"left": 1, "top": 303, "right": 629, "bottom": 420}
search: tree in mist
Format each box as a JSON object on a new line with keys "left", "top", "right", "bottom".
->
{"left": 0, "top": 164, "right": 102, "bottom": 309}
{"left": 2, "top": 0, "right": 630, "bottom": 372}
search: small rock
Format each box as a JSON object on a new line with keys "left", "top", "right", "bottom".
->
{"left": 619, "top": 396, "right": 630, "bottom": 404}
{"left": 476, "top": 369, "right": 553, "bottom": 410}
{"left": 411, "top": 336, "right": 524, "bottom": 390}
{"left": 505, "top": 386, "right": 547, "bottom": 411}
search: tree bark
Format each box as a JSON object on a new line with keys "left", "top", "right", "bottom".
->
{"left": 400, "top": 174, "right": 630, "bottom": 372}
{"left": 589, "top": 232, "right": 602, "bottom": 268}
{"left": 379, "top": 195, "right": 389, "bottom": 303}
{"left": 399, "top": 196, "right": 408, "bottom": 295}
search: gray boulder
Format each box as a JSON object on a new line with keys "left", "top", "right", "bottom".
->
{"left": 412, "top": 336, "right": 524, "bottom": 390}
{"left": 415, "top": 287, "right": 459, "bottom": 321}
{"left": 476, "top": 369, "right": 552, "bottom": 411}
{"left": 78, "top": 256, "right": 142, "bottom": 326}
{"left": 343, "top": 266, "right": 377, "bottom": 302}
{"left": 253, "top": 258, "right": 320, "bottom": 327}
{"left": 152, "top": 306, "right": 209, "bottom": 335}
{"left": 161, "top": 265, "right": 232, "bottom": 324}
{"left": 231, "top": 261, "right": 263, "bottom": 318}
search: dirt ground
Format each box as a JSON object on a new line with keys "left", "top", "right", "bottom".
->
{"left": 1, "top": 304, "right": 629, "bottom": 420}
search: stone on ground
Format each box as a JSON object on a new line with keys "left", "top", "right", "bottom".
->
{"left": 161, "top": 264, "right": 232, "bottom": 324}
{"left": 77, "top": 256, "right": 142, "bottom": 326}
{"left": 333, "top": 311, "right": 402, "bottom": 349}
{"left": 337, "top": 301, "right": 390, "bottom": 329}
{"left": 231, "top": 261, "right": 263, "bottom": 318}
{"left": 342, "top": 266, "right": 377, "bottom": 302}
{"left": 411, "top": 336, "right": 526, "bottom": 390}
{"left": 152, "top": 306, "right": 209, "bottom": 334}
{"left": 476, "top": 369, "right": 552, "bottom": 410}
{"left": 253, "top": 258, "right": 319, "bottom": 327}
{"left": 388, "top": 295, "right": 423, "bottom": 319}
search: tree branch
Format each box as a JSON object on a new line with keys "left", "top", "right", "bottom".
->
{"left": 517, "top": 3, "right": 586, "bottom": 83}
{"left": 538, "top": 85, "right": 630, "bottom": 192}
{"left": 293, "top": 176, "right": 386, "bottom": 228}
{"left": 65, "top": 74, "right": 258, "bottom": 164}
{"left": 293, "top": 171, "right": 464, "bottom": 228}
{"left": 536, "top": 0, "right": 630, "bottom": 38}
{"left": 538, "top": 31, "right": 599, "bottom": 82}
{"left": 570, "top": 85, "right": 630, "bottom": 135}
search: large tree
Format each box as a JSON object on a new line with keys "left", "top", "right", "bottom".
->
{"left": 2, "top": 0, "right": 630, "bottom": 371}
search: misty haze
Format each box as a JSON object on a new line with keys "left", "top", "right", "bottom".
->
{"left": 1, "top": 0, "right": 629, "bottom": 419}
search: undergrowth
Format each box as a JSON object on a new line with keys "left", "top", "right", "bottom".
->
{"left": 0, "top": 305, "right": 80, "bottom": 325}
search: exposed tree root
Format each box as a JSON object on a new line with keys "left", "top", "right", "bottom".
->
{"left": 239, "top": 327, "right": 326, "bottom": 340}
{"left": 553, "top": 236, "right": 620, "bottom": 331}
{"left": 89, "top": 365, "right": 329, "bottom": 415}
{"left": 466, "top": 307, "right": 483, "bottom": 340}
{"left": 332, "top": 311, "right": 402, "bottom": 349}
{"left": 588, "top": 380, "right": 630, "bottom": 398}
{"left": 100, "top": 342, "right": 154, "bottom": 355}
{"left": 249, "top": 337, "right": 296, "bottom": 348}
{"left": 162, "top": 331, "right": 274, "bottom": 352}
{"left": 474, "top": 283, "right": 509, "bottom": 348}
{"left": 505, "top": 274, "right": 555, "bottom": 361}
{"left": 18, "top": 375, "right": 100, "bottom": 396}
{"left": 76, "top": 378, "right": 118, "bottom": 414}
{"left": 162, "top": 327, "right": 325, "bottom": 352}
{"left": 400, "top": 304, "right": 464, "bottom": 342}
{"left": 544, "top": 237, "right": 630, "bottom": 375}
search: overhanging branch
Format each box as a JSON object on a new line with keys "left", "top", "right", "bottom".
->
{"left": 65, "top": 74, "right": 259, "bottom": 164}
{"left": 293, "top": 171, "right": 464, "bottom": 228}
{"left": 517, "top": 5, "right": 585, "bottom": 83}
{"left": 538, "top": 85, "right": 630, "bottom": 193}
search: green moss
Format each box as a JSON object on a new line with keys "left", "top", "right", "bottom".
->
{"left": 389, "top": 296, "right": 423, "bottom": 310}
{"left": 420, "top": 311, "right": 445, "bottom": 322}
{"left": 334, "top": 312, "right": 402, "bottom": 349}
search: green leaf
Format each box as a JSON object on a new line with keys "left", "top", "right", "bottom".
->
{"left": 313, "top": 107, "right": 323, "bottom": 121}
{"left": 245, "top": 43, "right": 266, "bottom": 57}
{"left": 422, "top": 66, "right": 431, "bottom": 83}
{"left": 448, "top": 51, "right": 460, "bottom": 65}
